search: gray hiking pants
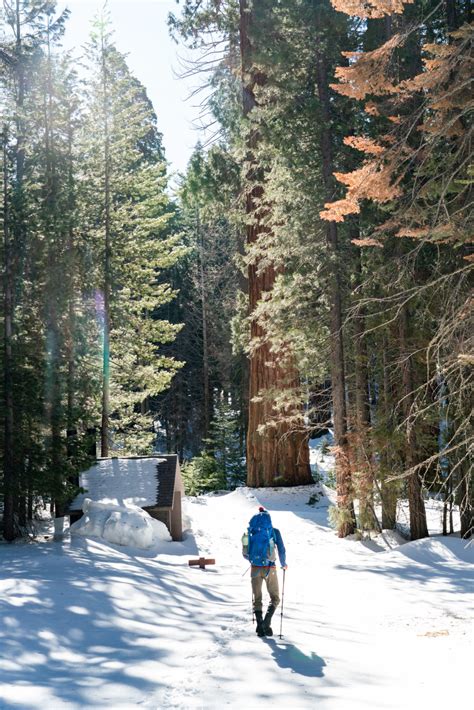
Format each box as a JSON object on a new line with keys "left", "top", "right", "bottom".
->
{"left": 251, "top": 566, "right": 280, "bottom": 612}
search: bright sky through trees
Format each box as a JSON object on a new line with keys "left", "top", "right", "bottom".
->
{"left": 59, "top": 0, "right": 207, "bottom": 176}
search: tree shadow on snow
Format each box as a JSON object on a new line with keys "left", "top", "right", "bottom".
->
{"left": 335, "top": 539, "right": 474, "bottom": 597}
{"left": 264, "top": 639, "right": 326, "bottom": 678}
{"left": 0, "top": 536, "right": 234, "bottom": 709}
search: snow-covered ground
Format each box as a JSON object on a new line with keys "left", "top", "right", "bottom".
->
{"left": 309, "top": 434, "right": 461, "bottom": 536}
{"left": 309, "top": 433, "right": 335, "bottom": 482}
{"left": 1, "top": 484, "right": 472, "bottom": 710}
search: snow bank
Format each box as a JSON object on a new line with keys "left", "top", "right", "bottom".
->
{"left": 389, "top": 534, "right": 474, "bottom": 566}
{"left": 70, "top": 498, "right": 171, "bottom": 550}
{"left": 212, "top": 487, "right": 260, "bottom": 512}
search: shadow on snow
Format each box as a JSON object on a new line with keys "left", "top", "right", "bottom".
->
{"left": 263, "top": 638, "right": 326, "bottom": 678}
{"left": 0, "top": 533, "right": 222, "bottom": 708}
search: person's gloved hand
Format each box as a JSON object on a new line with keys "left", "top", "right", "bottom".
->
{"left": 281, "top": 564, "right": 288, "bottom": 570}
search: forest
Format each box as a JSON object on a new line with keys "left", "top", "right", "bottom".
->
{"left": 1, "top": 0, "right": 472, "bottom": 543}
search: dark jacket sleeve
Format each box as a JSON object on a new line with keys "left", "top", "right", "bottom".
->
{"left": 274, "top": 528, "right": 286, "bottom": 567}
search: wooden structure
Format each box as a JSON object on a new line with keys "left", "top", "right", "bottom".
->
{"left": 69, "top": 454, "right": 184, "bottom": 541}
{"left": 188, "top": 557, "right": 216, "bottom": 569}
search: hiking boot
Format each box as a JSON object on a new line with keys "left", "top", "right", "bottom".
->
{"left": 263, "top": 605, "right": 276, "bottom": 636}
{"left": 255, "top": 610, "right": 265, "bottom": 637}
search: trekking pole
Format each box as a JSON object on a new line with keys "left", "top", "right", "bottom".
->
{"left": 252, "top": 591, "right": 255, "bottom": 624}
{"left": 279, "top": 568, "right": 286, "bottom": 639}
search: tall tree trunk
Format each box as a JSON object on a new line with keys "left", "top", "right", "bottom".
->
{"left": 197, "top": 212, "right": 211, "bottom": 441}
{"left": 100, "top": 31, "right": 111, "bottom": 457}
{"left": 455, "top": 393, "right": 473, "bottom": 538}
{"left": 399, "top": 306, "right": 428, "bottom": 540}
{"left": 352, "top": 245, "right": 376, "bottom": 530}
{"left": 66, "top": 101, "right": 77, "bottom": 467}
{"left": 240, "top": 0, "right": 312, "bottom": 488}
{"left": 380, "top": 339, "right": 397, "bottom": 529}
{"left": 44, "top": 20, "right": 65, "bottom": 517}
{"left": 3, "top": 126, "right": 15, "bottom": 541}
{"left": 315, "top": 53, "right": 355, "bottom": 536}
{"left": 445, "top": 0, "right": 459, "bottom": 31}
{"left": 3, "top": 0, "right": 26, "bottom": 540}
{"left": 459, "top": 466, "right": 473, "bottom": 539}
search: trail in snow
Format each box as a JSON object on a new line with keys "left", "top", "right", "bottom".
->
{"left": 0, "top": 485, "right": 472, "bottom": 710}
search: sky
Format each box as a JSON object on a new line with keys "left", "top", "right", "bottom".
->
{"left": 58, "top": 0, "right": 211, "bottom": 177}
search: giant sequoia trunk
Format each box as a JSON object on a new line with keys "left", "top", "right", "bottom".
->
{"left": 240, "top": 0, "right": 312, "bottom": 487}
{"left": 316, "top": 53, "right": 355, "bottom": 536}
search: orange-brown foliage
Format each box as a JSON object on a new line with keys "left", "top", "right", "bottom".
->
{"left": 351, "top": 237, "right": 384, "bottom": 247}
{"left": 343, "top": 136, "right": 385, "bottom": 155}
{"left": 331, "top": 35, "right": 404, "bottom": 100}
{"left": 330, "top": 0, "right": 413, "bottom": 20}
{"left": 321, "top": 162, "right": 402, "bottom": 221}
{"left": 322, "top": 20, "right": 474, "bottom": 243}
{"left": 364, "top": 102, "right": 380, "bottom": 116}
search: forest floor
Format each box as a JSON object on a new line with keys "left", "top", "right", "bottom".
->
{"left": 0, "top": 483, "right": 472, "bottom": 709}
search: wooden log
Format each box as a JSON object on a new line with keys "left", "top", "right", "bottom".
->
{"left": 188, "top": 557, "right": 215, "bottom": 569}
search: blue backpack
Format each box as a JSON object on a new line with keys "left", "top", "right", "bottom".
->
{"left": 248, "top": 511, "right": 276, "bottom": 566}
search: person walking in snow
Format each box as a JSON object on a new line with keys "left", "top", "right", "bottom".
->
{"left": 242, "top": 507, "right": 287, "bottom": 637}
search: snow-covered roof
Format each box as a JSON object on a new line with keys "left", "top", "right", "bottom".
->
{"left": 70, "top": 457, "right": 166, "bottom": 511}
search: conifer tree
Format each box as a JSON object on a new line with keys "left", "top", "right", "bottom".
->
{"left": 239, "top": 0, "right": 313, "bottom": 488}
{"left": 82, "top": 15, "right": 184, "bottom": 456}
{"left": 322, "top": 0, "right": 472, "bottom": 538}
{"left": 1, "top": 0, "right": 71, "bottom": 537}
{"left": 158, "top": 144, "right": 245, "bottom": 460}
{"left": 1, "top": 2, "right": 185, "bottom": 539}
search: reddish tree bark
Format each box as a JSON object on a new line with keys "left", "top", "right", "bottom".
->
{"left": 240, "top": 0, "right": 312, "bottom": 487}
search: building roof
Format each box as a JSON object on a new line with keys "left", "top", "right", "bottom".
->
{"left": 69, "top": 455, "right": 180, "bottom": 512}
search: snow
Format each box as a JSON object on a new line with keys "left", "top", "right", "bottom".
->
{"left": 0, "top": 485, "right": 472, "bottom": 709}
{"left": 70, "top": 499, "right": 171, "bottom": 550}
{"left": 69, "top": 457, "right": 164, "bottom": 510}
{"left": 309, "top": 432, "right": 335, "bottom": 481}
{"left": 309, "top": 434, "right": 461, "bottom": 535}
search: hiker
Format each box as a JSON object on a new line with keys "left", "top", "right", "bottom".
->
{"left": 242, "top": 506, "right": 287, "bottom": 637}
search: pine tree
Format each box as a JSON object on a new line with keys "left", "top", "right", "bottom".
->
{"left": 82, "top": 14, "right": 184, "bottom": 456}
{"left": 1, "top": 0, "right": 72, "bottom": 537}
{"left": 157, "top": 144, "right": 245, "bottom": 461}
{"left": 1, "top": 2, "right": 185, "bottom": 539}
